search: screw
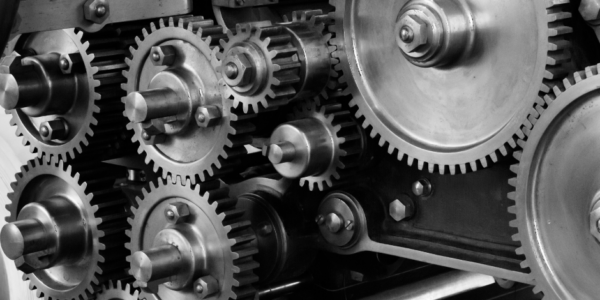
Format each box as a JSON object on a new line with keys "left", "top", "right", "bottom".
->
{"left": 59, "top": 58, "right": 70, "bottom": 71}
{"left": 195, "top": 283, "right": 204, "bottom": 294}
{"left": 196, "top": 111, "right": 206, "bottom": 123}
{"left": 224, "top": 62, "right": 239, "bottom": 79}
{"left": 142, "top": 130, "right": 151, "bottom": 140}
{"left": 151, "top": 52, "right": 160, "bottom": 62}
{"left": 258, "top": 223, "right": 273, "bottom": 236}
{"left": 412, "top": 179, "right": 432, "bottom": 197}
{"left": 39, "top": 125, "right": 50, "bottom": 137}
{"left": 95, "top": 5, "right": 107, "bottom": 17}
{"left": 166, "top": 209, "right": 175, "bottom": 220}
{"left": 345, "top": 220, "right": 354, "bottom": 231}
{"left": 315, "top": 215, "right": 325, "bottom": 225}
{"left": 400, "top": 26, "right": 414, "bottom": 43}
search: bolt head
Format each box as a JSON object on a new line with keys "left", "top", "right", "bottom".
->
{"left": 150, "top": 45, "right": 177, "bottom": 67}
{"left": 580, "top": 0, "right": 600, "bottom": 23}
{"left": 165, "top": 202, "right": 190, "bottom": 224}
{"left": 258, "top": 223, "right": 273, "bottom": 236}
{"left": 194, "top": 275, "right": 219, "bottom": 299}
{"left": 591, "top": 205, "right": 600, "bottom": 243}
{"left": 222, "top": 51, "right": 254, "bottom": 87}
{"left": 58, "top": 53, "right": 74, "bottom": 74}
{"left": 39, "top": 119, "right": 69, "bottom": 142}
{"left": 325, "top": 213, "right": 343, "bottom": 233}
{"left": 345, "top": 220, "right": 354, "bottom": 231}
{"left": 83, "top": 0, "right": 110, "bottom": 24}
{"left": 412, "top": 179, "right": 432, "bottom": 197}
{"left": 397, "top": 13, "right": 429, "bottom": 53}
{"left": 400, "top": 26, "right": 414, "bottom": 43}
{"left": 389, "top": 199, "right": 408, "bottom": 222}
{"left": 195, "top": 106, "right": 222, "bottom": 128}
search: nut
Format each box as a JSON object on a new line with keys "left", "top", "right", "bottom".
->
{"left": 14, "top": 256, "right": 36, "bottom": 274}
{"left": 39, "top": 118, "right": 69, "bottom": 142}
{"left": 396, "top": 13, "right": 429, "bottom": 53}
{"left": 165, "top": 202, "right": 190, "bottom": 224}
{"left": 194, "top": 275, "right": 219, "bottom": 299}
{"left": 222, "top": 51, "right": 254, "bottom": 87}
{"left": 195, "top": 105, "right": 222, "bottom": 128}
{"left": 580, "top": 0, "right": 600, "bottom": 24}
{"left": 83, "top": 0, "right": 110, "bottom": 24}
{"left": 412, "top": 178, "right": 432, "bottom": 197}
{"left": 389, "top": 198, "right": 415, "bottom": 222}
{"left": 150, "top": 45, "right": 177, "bottom": 67}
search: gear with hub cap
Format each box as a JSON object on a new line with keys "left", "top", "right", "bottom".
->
{"left": 0, "top": 158, "right": 130, "bottom": 300}
{"left": 216, "top": 10, "right": 334, "bottom": 114}
{"left": 96, "top": 281, "right": 140, "bottom": 300}
{"left": 1, "top": 27, "right": 133, "bottom": 162}
{"left": 330, "top": 0, "right": 574, "bottom": 174}
{"left": 508, "top": 64, "right": 600, "bottom": 299}
{"left": 123, "top": 17, "right": 256, "bottom": 184}
{"left": 125, "top": 177, "right": 258, "bottom": 300}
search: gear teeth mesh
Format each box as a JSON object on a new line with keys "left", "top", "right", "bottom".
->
{"left": 6, "top": 157, "right": 130, "bottom": 300}
{"left": 96, "top": 280, "right": 140, "bottom": 300}
{"left": 329, "top": 0, "right": 574, "bottom": 175}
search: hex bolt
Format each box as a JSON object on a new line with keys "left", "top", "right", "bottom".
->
{"left": 39, "top": 118, "right": 69, "bottom": 142}
{"left": 325, "top": 213, "right": 343, "bottom": 233}
{"left": 267, "top": 142, "right": 296, "bottom": 164}
{"left": 83, "top": 0, "right": 110, "bottom": 24}
{"left": 222, "top": 52, "right": 254, "bottom": 87}
{"left": 95, "top": 5, "right": 107, "bottom": 17}
{"left": 580, "top": 0, "right": 600, "bottom": 24}
{"left": 389, "top": 199, "right": 414, "bottom": 222}
{"left": 194, "top": 275, "right": 219, "bottom": 299}
{"left": 412, "top": 178, "right": 432, "bottom": 197}
{"left": 400, "top": 26, "right": 414, "bottom": 43}
{"left": 195, "top": 105, "right": 222, "bottom": 128}
{"left": 224, "top": 62, "right": 239, "bottom": 79}
{"left": 164, "top": 202, "right": 190, "bottom": 224}
{"left": 59, "top": 58, "right": 70, "bottom": 71}
{"left": 150, "top": 45, "right": 177, "bottom": 67}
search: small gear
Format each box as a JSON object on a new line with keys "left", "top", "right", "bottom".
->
{"left": 3, "top": 27, "right": 132, "bottom": 162}
{"left": 123, "top": 17, "right": 256, "bottom": 184}
{"left": 509, "top": 64, "right": 600, "bottom": 299}
{"left": 96, "top": 281, "right": 139, "bottom": 300}
{"left": 126, "top": 177, "right": 258, "bottom": 300}
{"left": 329, "top": 0, "right": 574, "bottom": 174}
{"left": 216, "top": 10, "right": 333, "bottom": 114}
{"left": 4, "top": 158, "right": 130, "bottom": 300}
{"left": 264, "top": 100, "right": 365, "bottom": 191}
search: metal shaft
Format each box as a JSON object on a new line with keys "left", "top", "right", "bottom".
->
{"left": 0, "top": 219, "right": 54, "bottom": 260}
{"left": 124, "top": 88, "right": 182, "bottom": 123}
{"left": 0, "top": 68, "right": 47, "bottom": 110}
{"left": 130, "top": 244, "right": 185, "bottom": 284}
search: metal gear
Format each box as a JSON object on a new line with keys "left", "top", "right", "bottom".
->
{"left": 96, "top": 281, "right": 140, "bottom": 300}
{"left": 330, "top": 0, "right": 574, "bottom": 174}
{"left": 508, "top": 64, "right": 600, "bottom": 299}
{"left": 2, "top": 158, "right": 130, "bottom": 300}
{"left": 125, "top": 177, "right": 258, "bottom": 300}
{"left": 216, "top": 10, "right": 333, "bottom": 114}
{"left": 2, "top": 27, "right": 131, "bottom": 162}
{"left": 123, "top": 17, "right": 255, "bottom": 184}
{"left": 264, "top": 100, "right": 365, "bottom": 191}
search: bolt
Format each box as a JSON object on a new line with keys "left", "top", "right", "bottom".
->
{"left": 95, "top": 5, "right": 107, "bottom": 17}
{"left": 389, "top": 199, "right": 413, "bottom": 222}
{"left": 580, "top": 0, "right": 600, "bottom": 24}
{"left": 412, "top": 178, "right": 432, "bottom": 197}
{"left": 345, "top": 220, "right": 354, "bottom": 231}
{"left": 400, "top": 26, "right": 414, "bottom": 43}
{"left": 83, "top": 0, "right": 110, "bottom": 24}
{"left": 195, "top": 283, "right": 204, "bottom": 293}
{"left": 396, "top": 13, "right": 429, "bottom": 53}
{"left": 325, "top": 213, "right": 343, "bottom": 233}
{"left": 194, "top": 275, "right": 219, "bottom": 299}
{"left": 166, "top": 209, "right": 175, "bottom": 220}
{"left": 151, "top": 52, "right": 160, "bottom": 62}
{"left": 150, "top": 45, "right": 177, "bottom": 67}
{"left": 59, "top": 58, "right": 70, "bottom": 71}
{"left": 195, "top": 105, "right": 222, "bottom": 128}
{"left": 222, "top": 52, "right": 254, "bottom": 87}
{"left": 142, "top": 130, "right": 151, "bottom": 140}
{"left": 39, "top": 118, "right": 69, "bottom": 142}
{"left": 258, "top": 223, "right": 273, "bottom": 236}
{"left": 164, "top": 202, "right": 190, "bottom": 224}
{"left": 224, "top": 63, "right": 239, "bottom": 79}
{"left": 315, "top": 215, "right": 325, "bottom": 225}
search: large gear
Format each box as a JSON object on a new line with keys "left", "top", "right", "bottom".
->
{"left": 123, "top": 17, "right": 256, "bottom": 184}
{"left": 125, "top": 178, "right": 258, "bottom": 300}
{"left": 2, "top": 27, "right": 131, "bottom": 162}
{"left": 2, "top": 158, "right": 130, "bottom": 300}
{"left": 216, "top": 10, "right": 333, "bottom": 114}
{"left": 264, "top": 100, "right": 365, "bottom": 191}
{"left": 330, "top": 0, "right": 574, "bottom": 174}
{"left": 96, "top": 281, "right": 139, "bottom": 300}
{"left": 508, "top": 64, "right": 600, "bottom": 299}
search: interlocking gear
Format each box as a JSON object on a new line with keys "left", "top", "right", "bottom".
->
{"left": 2, "top": 158, "right": 130, "bottom": 300}
{"left": 123, "top": 17, "right": 256, "bottom": 184}
{"left": 509, "top": 64, "right": 600, "bottom": 299}
{"left": 216, "top": 10, "right": 333, "bottom": 114}
{"left": 264, "top": 100, "right": 365, "bottom": 191}
{"left": 96, "top": 281, "right": 139, "bottom": 300}
{"left": 2, "top": 27, "right": 131, "bottom": 162}
{"left": 126, "top": 178, "right": 258, "bottom": 300}
{"left": 329, "top": 0, "right": 574, "bottom": 174}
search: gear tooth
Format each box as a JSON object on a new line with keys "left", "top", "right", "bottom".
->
{"left": 135, "top": 36, "right": 142, "bottom": 46}
{"left": 142, "top": 28, "right": 149, "bottom": 37}
{"left": 507, "top": 191, "right": 517, "bottom": 201}
{"left": 508, "top": 205, "right": 517, "bottom": 214}
{"left": 417, "top": 160, "right": 424, "bottom": 170}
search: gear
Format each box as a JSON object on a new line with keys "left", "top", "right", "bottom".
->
{"left": 2, "top": 158, "right": 130, "bottom": 300}
{"left": 216, "top": 10, "right": 333, "bottom": 114}
{"left": 123, "top": 17, "right": 256, "bottom": 184}
{"left": 508, "top": 64, "right": 600, "bottom": 299}
{"left": 330, "top": 0, "right": 574, "bottom": 174}
{"left": 125, "top": 177, "right": 258, "bottom": 300}
{"left": 96, "top": 281, "right": 140, "bottom": 300}
{"left": 2, "top": 27, "right": 132, "bottom": 162}
{"left": 263, "top": 100, "right": 365, "bottom": 191}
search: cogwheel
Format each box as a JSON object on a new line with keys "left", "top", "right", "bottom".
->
{"left": 263, "top": 100, "right": 365, "bottom": 191}
{"left": 508, "top": 64, "right": 600, "bottom": 299}
{"left": 96, "top": 281, "right": 139, "bottom": 300}
{"left": 3, "top": 158, "right": 130, "bottom": 300}
{"left": 216, "top": 9, "right": 333, "bottom": 114}
{"left": 3, "top": 27, "right": 132, "bottom": 162}
{"left": 123, "top": 17, "right": 256, "bottom": 184}
{"left": 125, "top": 177, "right": 258, "bottom": 300}
{"left": 329, "top": 0, "right": 574, "bottom": 174}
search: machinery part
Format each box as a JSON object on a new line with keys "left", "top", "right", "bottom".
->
{"left": 579, "top": 0, "right": 600, "bottom": 42}
{"left": 0, "top": 0, "right": 19, "bottom": 52}
{"left": 264, "top": 100, "right": 365, "bottom": 191}
{"left": 96, "top": 281, "right": 140, "bottom": 300}
{"left": 388, "top": 197, "right": 415, "bottom": 222}
{"left": 216, "top": 10, "right": 333, "bottom": 113}
{"left": 1, "top": 158, "right": 130, "bottom": 300}
{"left": 213, "top": 0, "right": 280, "bottom": 8}
{"left": 509, "top": 64, "right": 600, "bottom": 299}
{"left": 1, "top": 28, "right": 131, "bottom": 162}
{"left": 316, "top": 191, "right": 366, "bottom": 248}
{"left": 126, "top": 178, "right": 258, "bottom": 300}
{"left": 330, "top": 0, "right": 574, "bottom": 174}
{"left": 360, "top": 270, "right": 495, "bottom": 300}
{"left": 230, "top": 177, "right": 317, "bottom": 284}
{"left": 124, "top": 17, "right": 256, "bottom": 184}
{"left": 15, "top": 0, "right": 192, "bottom": 34}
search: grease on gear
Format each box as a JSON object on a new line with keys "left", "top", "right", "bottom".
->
{"left": 1, "top": 158, "right": 130, "bottom": 300}
{"left": 330, "top": 0, "right": 574, "bottom": 174}
{"left": 123, "top": 17, "right": 256, "bottom": 184}
{"left": 125, "top": 177, "right": 258, "bottom": 300}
